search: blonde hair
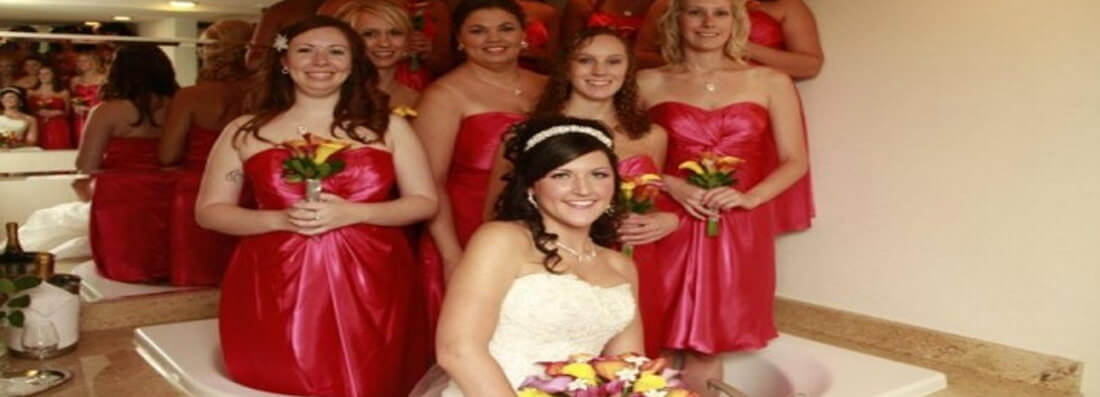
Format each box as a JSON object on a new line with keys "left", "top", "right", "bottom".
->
{"left": 199, "top": 19, "right": 253, "bottom": 81}
{"left": 658, "top": 0, "right": 750, "bottom": 65}
{"left": 335, "top": 0, "right": 414, "bottom": 35}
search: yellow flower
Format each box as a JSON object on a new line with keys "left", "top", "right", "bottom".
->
{"left": 313, "top": 141, "right": 350, "bottom": 164}
{"left": 620, "top": 181, "right": 636, "bottom": 200}
{"left": 392, "top": 105, "right": 419, "bottom": 118}
{"left": 516, "top": 387, "right": 552, "bottom": 397}
{"left": 678, "top": 161, "right": 705, "bottom": 175}
{"left": 637, "top": 173, "right": 662, "bottom": 183}
{"left": 633, "top": 372, "right": 668, "bottom": 393}
{"left": 562, "top": 362, "right": 598, "bottom": 383}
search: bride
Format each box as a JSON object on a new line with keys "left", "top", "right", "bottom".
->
{"left": 414, "top": 116, "right": 644, "bottom": 396}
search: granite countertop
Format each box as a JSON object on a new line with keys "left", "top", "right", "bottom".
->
{"left": 3, "top": 326, "right": 182, "bottom": 397}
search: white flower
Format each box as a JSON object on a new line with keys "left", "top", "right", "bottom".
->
{"left": 273, "top": 34, "right": 289, "bottom": 52}
{"left": 643, "top": 390, "right": 669, "bottom": 397}
{"left": 623, "top": 355, "right": 651, "bottom": 367}
{"left": 615, "top": 366, "right": 640, "bottom": 382}
{"left": 567, "top": 378, "right": 591, "bottom": 391}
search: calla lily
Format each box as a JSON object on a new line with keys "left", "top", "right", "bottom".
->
{"left": 633, "top": 372, "right": 668, "bottom": 393}
{"left": 312, "top": 141, "right": 350, "bottom": 164}
{"left": 516, "top": 387, "right": 553, "bottom": 397}
{"left": 678, "top": 161, "right": 705, "bottom": 175}
{"left": 562, "top": 362, "right": 598, "bottom": 383}
{"left": 593, "top": 358, "right": 629, "bottom": 381}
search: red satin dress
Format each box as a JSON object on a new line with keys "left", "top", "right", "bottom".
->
{"left": 168, "top": 125, "right": 236, "bottom": 286}
{"left": 617, "top": 154, "right": 671, "bottom": 358}
{"left": 649, "top": 102, "right": 779, "bottom": 353}
{"left": 31, "top": 96, "right": 74, "bottom": 150}
{"left": 417, "top": 112, "right": 526, "bottom": 351}
{"left": 70, "top": 82, "right": 102, "bottom": 144}
{"left": 586, "top": 0, "right": 645, "bottom": 41}
{"left": 220, "top": 147, "right": 428, "bottom": 397}
{"left": 749, "top": 9, "right": 815, "bottom": 233}
{"left": 90, "top": 138, "right": 173, "bottom": 282}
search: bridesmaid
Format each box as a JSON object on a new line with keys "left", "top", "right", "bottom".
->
{"left": 158, "top": 19, "right": 254, "bottom": 286}
{"left": 334, "top": 0, "right": 423, "bottom": 107}
{"left": 0, "top": 86, "right": 37, "bottom": 147}
{"left": 70, "top": 51, "right": 107, "bottom": 144}
{"left": 244, "top": 0, "right": 328, "bottom": 70}
{"left": 195, "top": 16, "right": 437, "bottom": 396}
{"left": 13, "top": 56, "right": 42, "bottom": 90}
{"left": 415, "top": 0, "right": 545, "bottom": 355}
{"left": 78, "top": 45, "right": 179, "bottom": 282}
{"left": 637, "top": 0, "right": 806, "bottom": 394}
{"left": 485, "top": 27, "right": 676, "bottom": 357}
{"left": 323, "top": 0, "right": 455, "bottom": 81}
{"left": 28, "top": 65, "right": 73, "bottom": 149}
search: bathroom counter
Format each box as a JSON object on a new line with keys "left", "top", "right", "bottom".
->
{"left": 4, "top": 326, "right": 183, "bottom": 397}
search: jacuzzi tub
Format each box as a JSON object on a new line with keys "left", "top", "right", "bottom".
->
{"left": 135, "top": 319, "right": 946, "bottom": 397}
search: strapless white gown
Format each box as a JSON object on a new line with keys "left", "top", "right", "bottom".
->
{"left": 411, "top": 272, "right": 636, "bottom": 397}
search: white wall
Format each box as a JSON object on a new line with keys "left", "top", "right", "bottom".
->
{"left": 137, "top": 17, "right": 198, "bottom": 86}
{"left": 781, "top": 0, "right": 1100, "bottom": 393}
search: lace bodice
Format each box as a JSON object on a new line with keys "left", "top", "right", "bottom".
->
{"left": 442, "top": 273, "right": 636, "bottom": 396}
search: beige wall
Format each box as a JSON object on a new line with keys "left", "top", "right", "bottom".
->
{"left": 782, "top": 0, "right": 1100, "bottom": 394}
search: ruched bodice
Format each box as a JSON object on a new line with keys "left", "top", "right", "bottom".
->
{"left": 650, "top": 101, "right": 772, "bottom": 188}
{"left": 244, "top": 146, "right": 395, "bottom": 210}
{"left": 749, "top": 10, "right": 785, "bottom": 50}
{"left": 441, "top": 273, "right": 635, "bottom": 395}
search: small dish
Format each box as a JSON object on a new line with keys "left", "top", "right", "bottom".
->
{"left": 0, "top": 368, "right": 72, "bottom": 396}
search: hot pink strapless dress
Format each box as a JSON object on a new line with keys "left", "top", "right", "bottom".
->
{"left": 219, "top": 147, "right": 428, "bottom": 396}
{"left": 167, "top": 125, "right": 236, "bottom": 286}
{"left": 617, "top": 154, "right": 671, "bottom": 357}
{"left": 749, "top": 9, "right": 815, "bottom": 233}
{"left": 416, "top": 112, "right": 526, "bottom": 355}
{"left": 649, "top": 102, "right": 779, "bottom": 353}
{"left": 90, "top": 137, "right": 173, "bottom": 282}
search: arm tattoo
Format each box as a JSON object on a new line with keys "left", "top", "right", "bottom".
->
{"left": 225, "top": 169, "right": 244, "bottom": 183}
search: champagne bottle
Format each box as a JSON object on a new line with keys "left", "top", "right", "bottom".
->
{"left": 2, "top": 222, "right": 33, "bottom": 277}
{"left": 3, "top": 222, "right": 22, "bottom": 254}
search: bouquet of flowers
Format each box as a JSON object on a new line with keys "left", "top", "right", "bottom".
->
{"left": 517, "top": 353, "right": 697, "bottom": 397}
{"left": 678, "top": 153, "right": 743, "bottom": 237}
{"left": 619, "top": 173, "right": 662, "bottom": 257}
{"left": 406, "top": 1, "right": 431, "bottom": 71}
{"left": 0, "top": 130, "right": 20, "bottom": 149}
{"left": 280, "top": 131, "right": 352, "bottom": 201}
{"left": 71, "top": 96, "right": 88, "bottom": 108}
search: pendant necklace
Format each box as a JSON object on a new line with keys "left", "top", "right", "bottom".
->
{"left": 704, "top": 81, "right": 717, "bottom": 92}
{"left": 473, "top": 69, "right": 524, "bottom": 96}
{"left": 555, "top": 239, "right": 596, "bottom": 264}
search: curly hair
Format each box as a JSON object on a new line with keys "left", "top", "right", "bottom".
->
{"left": 658, "top": 0, "right": 750, "bottom": 65}
{"left": 198, "top": 19, "right": 253, "bottom": 82}
{"left": 493, "top": 116, "right": 623, "bottom": 272}
{"left": 234, "top": 16, "right": 390, "bottom": 147}
{"left": 100, "top": 45, "right": 179, "bottom": 127}
{"left": 534, "top": 27, "right": 650, "bottom": 139}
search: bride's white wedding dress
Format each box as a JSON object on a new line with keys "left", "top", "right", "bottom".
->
{"left": 412, "top": 272, "right": 636, "bottom": 397}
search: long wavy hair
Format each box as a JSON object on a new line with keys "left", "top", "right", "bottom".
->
{"left": 235, "top": 16, "right": 390, "bottom": 146}
{"left": 658, "top": 0, "right": 750, "bottom": 65}
{"left": 494, "top": 116, "right": 623, "bottom": 272}
{"left": 100, "top": 45, "right": 179, "bottom": 127}
{"left": 35, "top": 66, "right": 66, "bottom": 94}
{"left": 534, "top": 27, "right": 650, "bottom": 139}
{"left": 198, "top": 19, "right": 253, "bottom": 82}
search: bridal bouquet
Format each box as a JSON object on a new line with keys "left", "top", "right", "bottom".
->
{"left": 678, "top": 153, "right": 743, "bottom": 237}
{"left": 280, "top": 132, "right": 352, "bottom": 201}
{"left": 619, "top": 173, "right": 662, "bottom": 257}
{"left": 0, "top": 130, "right": 20, "bottom": 149}
{"left": 517, "top": 353, "right": 697, "bottom": 397}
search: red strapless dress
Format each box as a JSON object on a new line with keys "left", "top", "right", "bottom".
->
{"left": 70, "top": 83, "right": 102, "bottom": 144}
{"left": 649, "top": 102, "right": 778, "bottom": 353}
{"left": 587, "top": 10, "right": 645, "bottom": 41}
{"left": 220, "top": 147, "right": 428, "bottom": 397}
{"left": 32, "top": 96, "right": 73, "bottom": 150}
{"left": 617, "top": 154, "right": 671, "bottom": 357}
{"left": 168, "top": 125, "right": 236, "bottom": 286}
{"left": 749, "top": 9, "right": 815, "bottom": 233}
{"left": 416, "top": 112, "right": 526, "bottom": 352}
{"left": 90, "top": 138, "right": 173, "bottom": 282}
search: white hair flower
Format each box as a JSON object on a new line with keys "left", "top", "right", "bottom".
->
{"left": 273, "top": 34, "right": 289, "bottom": 52}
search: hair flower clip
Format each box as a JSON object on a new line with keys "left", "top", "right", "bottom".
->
{"left": 273, "top": 34, "right": 289, "bottom": 52}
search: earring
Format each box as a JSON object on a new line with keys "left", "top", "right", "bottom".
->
{"left": 457, "top": 43, "right": 465, "bottom": 51}
{"left": 281, "top": 66, "right": 289, "bottom": 74}
{"left": 605, "top": 206, "right": 614, "bottom": 215}
{"left": 520, "top": 40, "right": 529, "bottom": 49}
{"left": 527, "top": 191, "right": 537, "bottom": 208}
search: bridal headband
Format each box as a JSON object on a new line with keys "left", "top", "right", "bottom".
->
{"left": 0, "top": 86, "right": 22, "bottom": 98}
{"left": 523, "top": 125, "right": 614, "bottom": 152}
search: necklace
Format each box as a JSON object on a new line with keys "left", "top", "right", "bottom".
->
{"left": 471, "top": 68, "right": 525, "bottom": 96}
{"left": 704, "top": 81, "right": 717, "bottom": 92}
{"left": 555, "top": 239, "right": 596, "bottom": 264}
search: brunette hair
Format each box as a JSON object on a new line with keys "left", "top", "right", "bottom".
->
{"left": 36, "top": 66, "right": 66, "bottom": 93}
{"left": 534, "top": 27, "right": 650, "bottom": 139}
{"left": 0, "top": 86, "right": 29, "bottom": 113}
{"left": 235, "top": 16, "right": 390, "bottom": 146}
{"left": 493, "top": 116, "right": 622, "bottom": 272}
{"left": 452, "top": 0, "right": 526, "bottom": 32}
{"left": 198, "top": 19, "right": 253, "bottom": 81}
{"left": 100, "top": 45, "right": 179, "bottom": 127}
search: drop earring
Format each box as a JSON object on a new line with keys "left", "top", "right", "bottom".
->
{"left": 281, "top": 66, "right": 289, "bottom": 74}
{"left": 520, "top": 40, "right": 529, "bottom": 49}
{"left": 527, "top": 191, "right": 537, "bottom": 208}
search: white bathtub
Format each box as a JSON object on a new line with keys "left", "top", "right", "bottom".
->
{"left": 135, "top": 319, "right": 946, "bottom": 397}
